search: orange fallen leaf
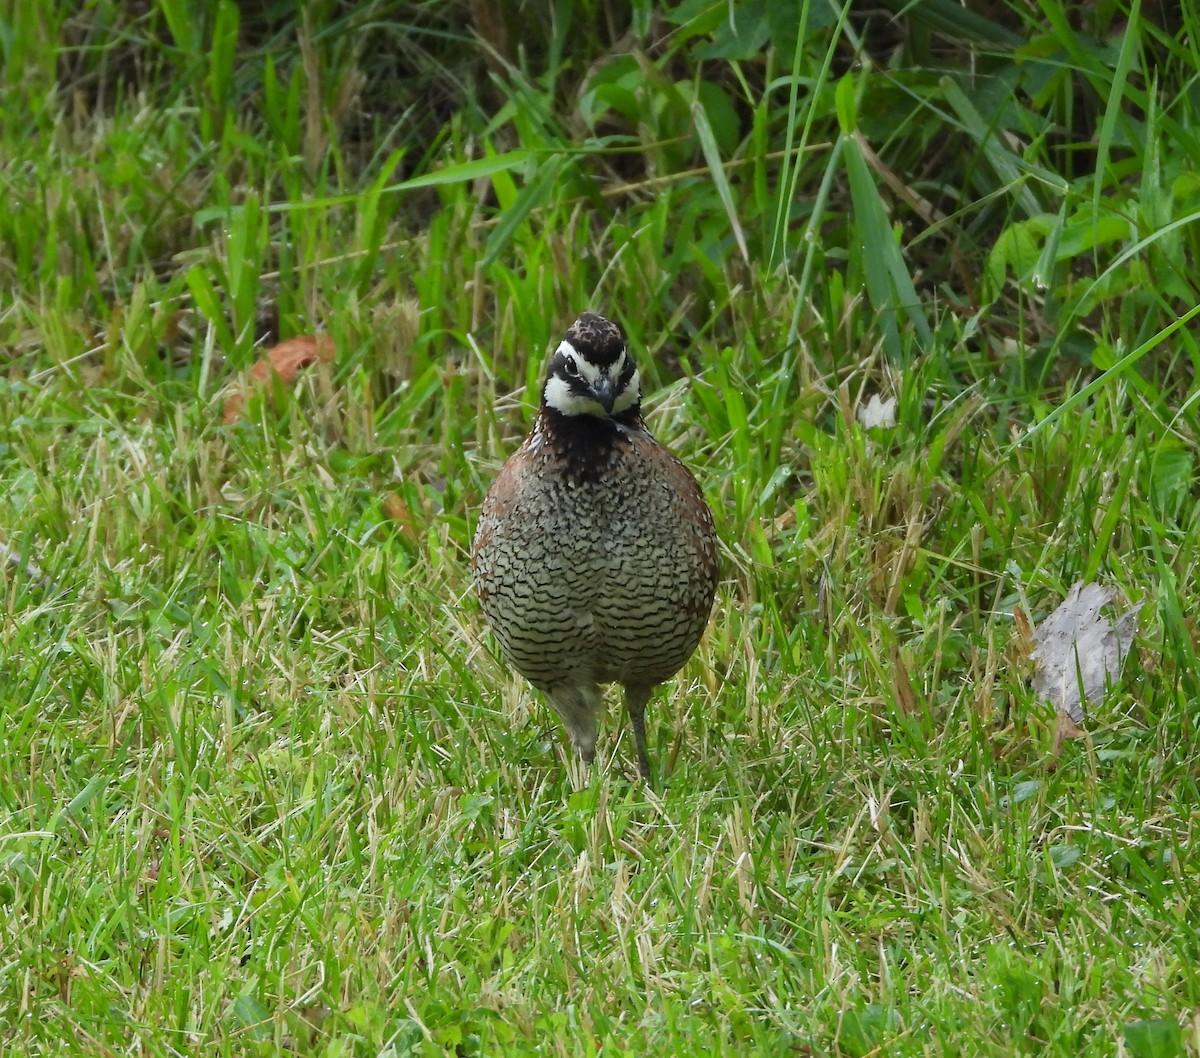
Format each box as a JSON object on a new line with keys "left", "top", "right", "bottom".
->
{"left": 222, "top": 334, "right": 335, "bottom": 423}
{"left": 382, "top": 491, "right": 419, "bottom": 543}
{"left": 251, "top": 334, "right": 334, "bottom": 382}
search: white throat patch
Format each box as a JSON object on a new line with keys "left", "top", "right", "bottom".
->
{"left": 543, "top": 374, "right": 601, "bottom": 416}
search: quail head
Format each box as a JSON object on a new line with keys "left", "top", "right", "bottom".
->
{"left": 472, "top": 312, "right": 718, "bottom": 778}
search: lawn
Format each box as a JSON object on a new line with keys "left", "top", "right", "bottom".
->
{"left": 1, "top": 2, "right": 1199, "bottom": 1055}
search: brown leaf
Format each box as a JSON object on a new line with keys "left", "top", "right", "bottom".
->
{"left": 1030, "top": 581, "right": 1143, "bottom": 724}
{"left": 890, "top": 645, "right": 919, "bottom": 717}
{"left": 1049, "top": 710, "right": 1088, "bottom": 770}
{"left": 1012, "top": 604, "right": 1035, "bottom": 653}
{"left": 1056, "top": 710, "right": 1087, "bottom": 742}
{"left": 252, "top": 334, "right": 334, "bottom": 382}
{"left": 382, "top": 491, "right": 419, "bottom": 543}
{"left": 222, "top": 334, "right": 335, "bottom": 423}
{"left": 1007, "top": 603, "right": 1036, "bottom": 677}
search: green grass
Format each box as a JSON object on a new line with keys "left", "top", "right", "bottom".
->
{"left": 1, "top": 1, "right": 1199, "bottom": 1055}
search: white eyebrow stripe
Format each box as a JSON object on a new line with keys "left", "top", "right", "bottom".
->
{"left": 556, "top": 341, "right": 603, "bottom": 384}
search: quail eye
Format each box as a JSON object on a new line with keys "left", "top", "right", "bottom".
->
{"left": 563, "top": 357, "right": 580, "bottom": 377}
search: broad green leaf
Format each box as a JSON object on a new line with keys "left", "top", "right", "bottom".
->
{"left": 185, "top": 265, "right": 234, "bottom": 352}
{"left": 231, "top": 995, "right": 273, "bottom": 1041}
{"left": 695, "top": 0, "right": 769, "bottom": 59}
{"left": 1124, "top": 1019, "right": 1184, "bottom": 1058}
{"left": 1148, "top": 441, "right": 1194, "bottom": 517}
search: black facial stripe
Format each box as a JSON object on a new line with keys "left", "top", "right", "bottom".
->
{"left": 542, "top": 355, "right": 593, "bottom": 395}
{"left": 616, "top": 356, "right": 637, "bottom": 388}
{"left": 553, "top": 360, "right": 626, "bottom": 397}
{"left": 550, "top": 348, "right": 637, "bottom": 390}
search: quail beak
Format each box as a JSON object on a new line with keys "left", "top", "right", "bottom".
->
{"left": 589, "top": 376, "right": 616, "bottom": 414}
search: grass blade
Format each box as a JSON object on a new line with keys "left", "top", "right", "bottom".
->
{"left": 692, "top": 98, "right": 750, "bottom": 266}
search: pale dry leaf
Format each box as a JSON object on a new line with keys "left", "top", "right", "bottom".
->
{"left": 0, "top": 539, "right": 46, "bottom": 583}
{"left": 1007, "top": 603, "right": 1036, "bottom": 675}
{"left": 1030, "top": 581, "right": 1143, "bottom": 723}
{"left": 1012, "top": 604, "right": 1035, "bottom": 653}
{"left": 890, "top": 645, "right": 919, "bottom": 717}
{"left": 222, "top": 334, "right": 335, "bottom": 423}
{"left": 1052, "top": 711, "right": 1088, "bottom": 761}
{"left": 857, "top": 393, "right": 897, "bottom": 430}
{"left": 0, "top": 537, "right": 61, "bottom": 593}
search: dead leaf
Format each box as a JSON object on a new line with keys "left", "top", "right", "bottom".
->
{"left": 0, "top": 538, "right": 50, "bottom": 588}
{"left": 890, "top": 645, "right": 919, "bottom": 717}
{"left": 382, "top": 492, "right": 419, "bottom": 543}
{"left": 1030, "top": 581, "right": 1143, "bottom": 724}
{"left": 221, "top": 394, "right": 245, "bottom": 424}
{"left": 1048, "top": 710, "right": 1088, "bottom": 770}
{"left": 1007, "top": 603, "right": 1036, "bottom": 681}
{"left": 1012, "top": 605, "right": 1035, "bottom": 653}
{"left": 857, "top": 393, "right": 897, "bottom": 430}
{"left": 222, "top": 334, "right": 335, "bottom": 423}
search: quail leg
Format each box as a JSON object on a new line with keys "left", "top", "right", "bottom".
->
{"left": 624, "top": 684, "right": 653, "bottom": 780}
{"left": 545, "top": 679, "right": 603, "bottom": 765}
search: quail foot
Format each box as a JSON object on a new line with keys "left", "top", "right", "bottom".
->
{"left": 472, "top": 312, "right": 718, "bottom": 778}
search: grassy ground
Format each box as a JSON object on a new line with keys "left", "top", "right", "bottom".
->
{"left": 2, "top": 2, "right": 1199, "bottom": 1055}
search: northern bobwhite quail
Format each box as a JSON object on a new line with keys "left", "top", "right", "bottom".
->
{"left": 472, "top": 312, "right": 719, "bottom": 778}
